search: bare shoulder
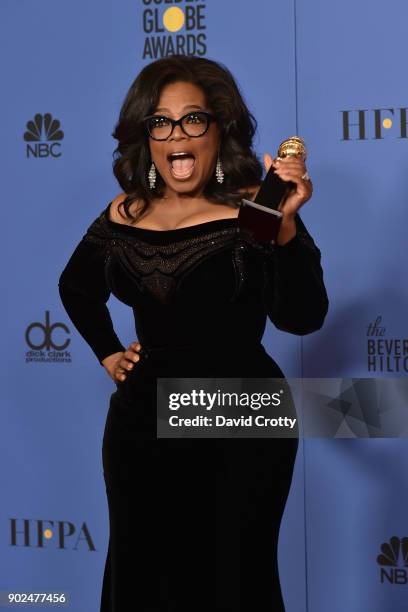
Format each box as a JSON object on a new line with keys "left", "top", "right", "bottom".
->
{"left": 108, "top": 193, "right": 141, "bottom": 224}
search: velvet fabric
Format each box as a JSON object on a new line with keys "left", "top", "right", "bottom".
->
{"left": 58, "top": 202, "right": 328, "bottom": 611}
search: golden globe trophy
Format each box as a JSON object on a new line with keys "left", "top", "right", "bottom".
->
{"left": 238, "top": 136, "right": 307, "bottom": 243}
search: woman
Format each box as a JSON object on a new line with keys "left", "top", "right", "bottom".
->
{"left": 58, "top": 55, "right": 328, "bottom": 612}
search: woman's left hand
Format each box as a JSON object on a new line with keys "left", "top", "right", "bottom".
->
{"left": 263, "top": 153, "right": 313, "bottom": 217}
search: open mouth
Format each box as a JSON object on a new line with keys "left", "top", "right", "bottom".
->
{"left": 167, "top": 152, "right": 196, "bottom": 180}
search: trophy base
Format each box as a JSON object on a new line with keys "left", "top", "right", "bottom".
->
{"left": 238, "top": 199, "right": 283, "bottom": 244}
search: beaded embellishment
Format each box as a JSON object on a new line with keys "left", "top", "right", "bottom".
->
{"left": 81, "top": 211, "right": 264, "bottom": 303}
{"left": 80, "top": 208, "right": 318, "bottom": 304}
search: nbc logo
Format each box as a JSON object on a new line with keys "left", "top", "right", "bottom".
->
{"left": 377, "top": 536, "right": 408, "bottom": 584}
{"left": 24, "top": 113, "right": 64, "bottom": 158}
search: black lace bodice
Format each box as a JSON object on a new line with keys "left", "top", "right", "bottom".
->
{"left": 58, "top": 201, "right": 329, "bottom": 365}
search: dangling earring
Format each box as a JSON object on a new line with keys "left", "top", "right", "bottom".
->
{"left": 215, "top": 154, "right": 224, "bottom": 184}
{"left": 148, "top": 162, "right": 156, "bottom": 189}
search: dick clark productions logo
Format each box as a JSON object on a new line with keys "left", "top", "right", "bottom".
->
{"left": 25, "top": 310, "right": 71, "bottom": 363}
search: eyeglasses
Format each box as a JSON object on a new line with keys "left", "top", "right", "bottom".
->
{"left": 143, "top": 111, "right": 215, "bottom": 141}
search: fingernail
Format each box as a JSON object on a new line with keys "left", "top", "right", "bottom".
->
{"left": 127, "top": 363, "right": 133, "bottom": 369}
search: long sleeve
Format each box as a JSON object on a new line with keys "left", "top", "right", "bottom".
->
{"left": 58, "top": 213, "right": 126, "bottom": 365}
{"left": 263, "top": 213, "right": 329, "bottom": 335}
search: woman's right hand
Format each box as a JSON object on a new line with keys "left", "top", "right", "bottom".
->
{"left": 101, "top": 341, "right": 142, "bottom": 383}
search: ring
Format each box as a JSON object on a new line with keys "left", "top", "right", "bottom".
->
{"left": 301, "top": 171, "right": 310, "bottom": 181}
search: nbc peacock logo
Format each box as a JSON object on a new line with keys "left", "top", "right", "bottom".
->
{"left": 377, "top": 536, "right": 408, "bottom": 584}
{"left": 24, "top": 113, "right": 64, "bottom": 159}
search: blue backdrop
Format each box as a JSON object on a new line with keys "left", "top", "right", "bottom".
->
{"left": 1, "top": 0, "right": 407, "bottom": 610}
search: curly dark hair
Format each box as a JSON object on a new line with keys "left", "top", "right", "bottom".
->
{"left": 111, "top": 54, "right": 263, "bottom": 222}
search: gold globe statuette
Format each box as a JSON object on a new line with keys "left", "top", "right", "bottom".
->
{"left": 277, "top": 136, "right": 307, "bottom": 161}
{"left": 237, "top": 135, "right": 308, "bottom": 243}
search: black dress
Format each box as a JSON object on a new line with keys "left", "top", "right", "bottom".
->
{"left": 58, "top": 201, "right": 328, "bottom": 612}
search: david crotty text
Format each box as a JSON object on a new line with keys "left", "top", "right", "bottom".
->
{"left": 168, "top": 415, "right": 297, "bottom": 429}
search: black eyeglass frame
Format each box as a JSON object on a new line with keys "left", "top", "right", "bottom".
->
{"left": 142, "top": 110, "right": 216, "bottom": 141}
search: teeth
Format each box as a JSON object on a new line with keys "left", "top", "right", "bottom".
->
{"left": 169, "top": 152, "right": 193, "bottom": 159}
